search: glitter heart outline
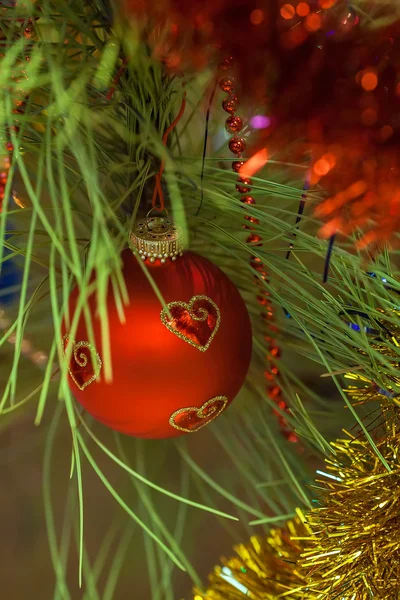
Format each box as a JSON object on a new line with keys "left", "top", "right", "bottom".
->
{"left": 169, "top": 395, "right": 228, "bottom": 433}
{"left": 160, "top": 294, "right": 221, "bottom": 352}
{"left": 62, "top": 334, "right": 102, "bottom": 391}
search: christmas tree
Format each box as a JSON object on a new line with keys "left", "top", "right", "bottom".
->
{"left": 1, "top": 0, "right": 400, "bottom": 598}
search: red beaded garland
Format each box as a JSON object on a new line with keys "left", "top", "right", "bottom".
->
{"left": 219, "top": 76, "right": 236, "bottom": 93}
{"left": 218, "top": 58, "right": 298, "bottom": 443}
{"left": 225, "top": 115, "right": 243, "bottom": 133}
{"left": 232, "top": 160, "right": 245, "bottom": 172}
{"left": 219, "top": 56, "right": 234, "bottom": 70}
{"left": 240, "top": 195, "right": 255, "bottom": 204}
{"left": 223, "top": 95, "right": 239, "bottom": 114}
{"left": 236, "top": 183, "right": 252, "bottom": 193}
{"left": 246, "top": 233, "right": 262, "bottom": 244}
{"left": 228, "top": 137, "right": 246, "bottom": 154}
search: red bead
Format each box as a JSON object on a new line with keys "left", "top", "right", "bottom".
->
{"left": 277, "top": 400, "right": 287, "bottom": 410}
{"left": 229, "top": 137, "right": 246, "bottom": 155}
{"left": 240, "top": 195, "right": 255, "bottom": 205}
{"left": 255, "top": 273, "right": 268, "bottom": 282}
{"left": 246, "top": 233, "right": 262, "bottom": 244}
{"left": 24, "top": 27, "right": 33, "bottom": 39}
{"left": 238, "top": 177, "right": 252, "bottom": 186}
{"left": 219, "top": 56, "right": 234, "bottom": 70}
{"left": 232, "top": 160, "right": 245, "bottom": 173}
{"left": 262, "top": 310, "right": 274, "bottom": 321}
{"left": 250, "top": 262, "right": 263, "bottom": 273}
{"left": 244, "top": 215, "right": 259, "bottom": 224}
{"left": 270, "top": 347, "right": 281, "bottom": 359}
{"left": 223, "top": 95, "right": 239, "bottom": 114}
{"left": 264, "top": 370, "right": 275, "bottom": 382}
{"left": 0, "top": 172, "right": 7, "bottom": 183}
{"left": 225, "top": 115, "right": 243, "bottom": 133}
{"left": 237, "top": 184, "right": 251, "bottom": 193}
{"left": 285, "top": 432, "right": 299, "bottom": 443}
{"left": 250, "top": 256, "right": 262, "bottom": 264}
{"left": 271, "top": 366, "right": 279, "bottom": 377}
{"left": 6, "top": 142, "right": 13, "bottom": 152}
{"left": 219, "top": 76, "right": 236, "bottom": 93}
{"left": 268, "top": 386, "right": 282, "bottom": 399}
{"left": 257, "top": 295, "right": 269, "bottom": 306}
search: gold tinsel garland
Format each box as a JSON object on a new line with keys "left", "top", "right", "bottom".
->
{"left": 193, "top": 511, "right": 316, "bottom": 600}
{"left": 345, "top": 372, "right": 400, "bottom": 407}
{"left": 196, "top": 411, "right": 400, "bottom": 599}
{"left": 299, "top": 418, "right": 400, "bottom": 599}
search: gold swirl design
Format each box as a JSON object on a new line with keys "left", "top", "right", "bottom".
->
{"left": 63, "top": 334, "right": 102, "bottom": 391}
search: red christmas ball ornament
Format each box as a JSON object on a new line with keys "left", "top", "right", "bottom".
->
{"left": 63, "top": 214, "right": 252, "bottom": 438}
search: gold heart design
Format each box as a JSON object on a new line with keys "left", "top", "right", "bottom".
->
{"left": 169, "top": 396, "right": 228, "bottom": 433}
{"left": 63, "top": 334, "right": 102, "bottom": 391}
{"left": 160, "top": 294, "right": 221, "bottom": 352}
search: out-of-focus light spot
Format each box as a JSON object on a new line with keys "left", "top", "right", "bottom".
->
{"left": 8, "top": 333, "right": 16, "bottom": 344}
{"left": 32, "top": 351, "right": 48, "bottom": 367}
{"left": 281, "top": 4, "right": 295, "bottom": 19}
{"left": 314, "top": 158, "right": 331, "bottom": 177}
{"left": 361, "top": 70, "right": 378, "bottom": 91}
{"left": 250, "top": 115, "right": 271, "bottom": 129}
{"left": 0, "top": 316, "right": 11, "bottom": 329}
{"left": 194, "top": 596, "right": 203, "bottom": 600}
{"left": 313, "top": 153, "right": 336, "bottom": 177}
{"left": 324, "top": 153, "right": 337, "bottom": 168}
{"left": 281, "top": 26, "right": 308, "bottom": 48}
{"left": 166, "top": 52, "right": 181, "bottom": 69}
{"left": 380, "top": 125, "right": 393, "bottom": 141}
{"left": 305, "top": 12, "right": 321, "bottom": 31}
{"left": 362, "top": 108, "right": 377, "bottom": 126}
{"left": 347, "top": 180, "right": 368, "bottom": 198}
{"left": 250, "top": 9, "right": 265, "bottom": 25}
{"left": 21, "top": 339, "right": 32, "bottom": 354}
{"left": 296, "top": 2, "right": 310, "bottom": 16}
{"left": 319, "top": 0, "right": 336, "bottom": 7}
{"left": 239, "top": 148, "right": 268, "bottom": 178}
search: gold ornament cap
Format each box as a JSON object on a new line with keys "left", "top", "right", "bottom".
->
{"left": 130, "top": 208, "right": 184, "bottom": 264}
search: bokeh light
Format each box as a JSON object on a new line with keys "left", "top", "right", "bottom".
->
{"left": 380, "top": 125, "right": 393, "bottom": 141}
{"left": 250, "top": 9, "right": 265, "bottom": 25}
{"left": 239, "top": 149, "right": 269, "bottom": 178}
{"left": 296, "top": 2, "right": 310, "bottom": 17}
{"left": 362, "top": 108, "right": 377, "bottom": 126}
{"left": 361, "top": 70, "right": 378, "bottom": 91}
{"left": 250, "top": 115, "right": 271, "bottom": 129}
{"left": 305, "top": 12, "right": 321, "bottom": 31}
{"left": 281, "top": 4, "right": 295, "bottom": 19}
{"left": 319, "top": 0, "right": 336, "bottom": 7}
